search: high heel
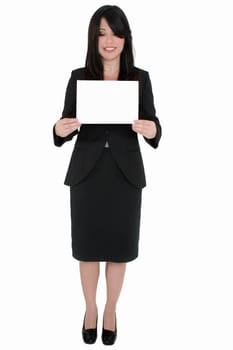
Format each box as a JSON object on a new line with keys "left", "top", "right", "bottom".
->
{"left": 82, "top": 313, "right": 98, "bottom": 344}
{"left": 102, "top": 315, "right": 117, "bottom": 346}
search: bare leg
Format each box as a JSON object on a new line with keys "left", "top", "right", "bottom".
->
{"left": 103, "top": 262, "right": 126, "bottom": 330}
{"left": 79, "top": 262, "right": 99, "bottom": 329}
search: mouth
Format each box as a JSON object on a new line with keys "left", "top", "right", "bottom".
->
{"left": 104, "top": 47, "right": 116, "bottom": 52}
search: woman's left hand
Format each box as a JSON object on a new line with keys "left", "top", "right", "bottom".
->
{"left": 132, "top": 119, "right": 157, "bottom": 139}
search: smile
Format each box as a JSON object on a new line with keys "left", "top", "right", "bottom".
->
{"left": 104, "top": 47, "right": 116, "bottom": 52}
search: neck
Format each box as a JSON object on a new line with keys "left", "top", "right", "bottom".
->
{"left": 103, "top": 60, "right": 120, "bottom": 75}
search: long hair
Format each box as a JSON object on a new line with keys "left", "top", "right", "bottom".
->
{"left": 85, "top": 5, "right": 135, "bottom": 80}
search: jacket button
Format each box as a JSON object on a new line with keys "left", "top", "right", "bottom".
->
{"left": 105, "top": 130, "right": 109, "bottom": 135}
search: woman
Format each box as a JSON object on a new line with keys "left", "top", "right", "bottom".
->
{"left": 53, "top": 5, "right": 161, "bottom": 346}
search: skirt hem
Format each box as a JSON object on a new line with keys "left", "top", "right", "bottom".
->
{"left": 72, "top": 252, "right": 138, "bottom": 263}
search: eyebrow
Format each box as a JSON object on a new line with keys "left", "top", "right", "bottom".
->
{"left": 99, "top": 28, "right": 106, "bottom": 31}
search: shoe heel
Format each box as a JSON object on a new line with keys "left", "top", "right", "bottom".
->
{"left": 82, "top": 313, "right": 98, "bottom": 344}
{"left": 102, "top": 315, "right": 117, "bottom": 345}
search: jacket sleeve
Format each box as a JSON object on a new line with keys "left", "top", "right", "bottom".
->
{"left": 139, "top": 71, "right": 162, "bottom": 149}
{"left": 53, "top": 70, "right": 78, "bottom": 147}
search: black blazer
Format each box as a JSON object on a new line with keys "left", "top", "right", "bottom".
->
{"left": 53, "top": 67, "right": 162, "bottom": 188}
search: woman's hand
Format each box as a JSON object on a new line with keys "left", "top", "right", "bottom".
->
{"left": 55, "top": 118, "right": 81, "bottom": 137}
{"left": 132, "top": 120, "right": 157, "bottom": 139}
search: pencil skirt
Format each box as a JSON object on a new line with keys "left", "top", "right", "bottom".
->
{"left": 70, "top": 148, "right": 142, "bottom": 262}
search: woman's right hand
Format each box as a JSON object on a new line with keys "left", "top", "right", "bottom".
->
{"left": 55, "top": 118, "right": 81, "bottom": 137}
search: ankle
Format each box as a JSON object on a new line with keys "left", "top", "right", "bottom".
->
{"left": 104, "top": 303, "right": 116, "bottom": 314}
{"left": 86, "top": 304, "right": 97, "bottom": 312}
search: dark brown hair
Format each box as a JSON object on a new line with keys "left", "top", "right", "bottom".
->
{"left": 85, "top": 5, "right": 135, "bottom": 80}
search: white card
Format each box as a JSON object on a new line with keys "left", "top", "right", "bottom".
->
{"left": 76, "top": 80, "right": 138, "bottom": 124}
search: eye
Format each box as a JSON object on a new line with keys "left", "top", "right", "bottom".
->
{"left": 98, "top": 30, "right": 105, "bottom": 36}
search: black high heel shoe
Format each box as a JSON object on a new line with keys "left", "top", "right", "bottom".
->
{"left": 82, "top": 313, "right": 98, "bottom": 344}
{"left": 102, "top": 315, "right": 117, "bottom": 346}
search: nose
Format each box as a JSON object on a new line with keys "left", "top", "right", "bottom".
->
{"left": 106, "top": 33, "right": 114, "bottom": 44}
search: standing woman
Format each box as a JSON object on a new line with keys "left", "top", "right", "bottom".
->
{"left": 53, "top": 5, "right": 161, "bottom": 346}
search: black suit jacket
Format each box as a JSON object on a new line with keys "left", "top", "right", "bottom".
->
{"left": 53, "top": 67, "right": 162, "bottom": 188}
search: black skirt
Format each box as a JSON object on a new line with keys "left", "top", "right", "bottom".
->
{"left": 70, "top": 148, "right": 142, "bottom": 262}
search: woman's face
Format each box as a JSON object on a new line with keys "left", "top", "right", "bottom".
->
{"left": 98, "top": 17, "right": 125, "bottom": 63}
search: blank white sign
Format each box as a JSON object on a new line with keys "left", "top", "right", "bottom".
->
{"left": 76, "top": 80, "right": 139, "bottom": 123}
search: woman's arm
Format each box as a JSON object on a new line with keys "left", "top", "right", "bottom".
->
{"left": 53, "top": 71, "right": 80, "bottom": 147}
{"left": 132, "top": 71, "right": 162, "bottom": 148}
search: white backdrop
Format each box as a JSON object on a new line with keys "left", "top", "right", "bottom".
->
{"left": 1, "top": 0, "right": 232, "bottom": 349}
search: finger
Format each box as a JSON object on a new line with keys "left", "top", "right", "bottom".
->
{"left": 132, "top": 126, "right": 143, "bottom": 134}
{"left": 68, "top": 122, "right": 80, "bottom": 128}
{"left": 133, "top": 121, "right": 143, "bottom": 129}
{"left": 136, "top": 120, "right": 153, "bottom": 127}
{"left": 131, "top": 124, "right": 139, "bottom": 133}
{"left": 133, "top": 121, "right": 146, "bottom": 128}
{"left": 61, "top": 118, "right": 78, "bottom": 125}
{"left": 65, "top": 125, "right": 78, "bottom": 133}
{"left": 61, "top": 122, "right": 80, "bottom": 130}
